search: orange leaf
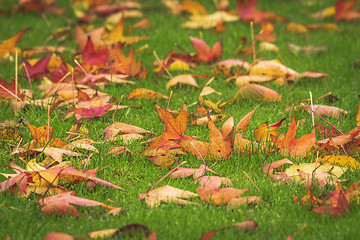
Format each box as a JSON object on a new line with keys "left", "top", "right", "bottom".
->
{"left": 127, "top": 88, "right": 168, "bottom": 100}
{"left": 335, "top": 0, "right": 360, "bottom": 21}
{"left": 190, "top": 36, "right": 222, "bottom": 63}
{"left": 0, "top": 28, "right": 29, "bottom": 61}
{"left": 275, "top": 115, "right": 316, "bottom": 157}
{"left": 177, "top": 115, "right": 234, "bottom": 160}
{"left": 143, "top": 103, "right": 194, "bottom": 157}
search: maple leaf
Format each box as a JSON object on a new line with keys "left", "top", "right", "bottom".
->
{"left": 274, "top": 115, "right": 316, "bottom": 157}
{"left": 81, "top": 36, "right": 109, "bottom": 65}
{"left": 75, "top": 26, "right": 106, "bottom": 52}
{"left": 258, "top": 22, "right": 276, "bottom": 42}
{"left": 0, "top": 78, "right": 25, "bottom": 100}
{"left": 262, "top": 158, "right": 294, "bottom": 184}
{"left": 103, "top": 122, "right": 152, "bottom": 140}
{"left": 39, "top": 191, "right": 118, "bottom": 217}
{"left": 236, "top": 0, "right": 286, "bottom": 23}
{"left": 0, "top": 28, "right": 29, "bottom": 61}
{"left": 143, "top": 103, "right": 194, "bottom": 158}
{"left": 176, "top": 114, "right": 234, "bottom": 160}
{"left": 335, "top": 0, "right": 360, "bottom": 21}
{"left": 311, "top": 190, "right": 349, "bottom": 216}
{"left": 170, "top": 164, "right": 218, "bottom": 179}
{"left": 182, "top": 11, "right": 239, "bottom": 29}
{"left": 285, "top": 162, "right": 348, "bottom": 188}
{"left": 289, "top": 104, "right": 347, "bottom": 120}
{"left": 26, "top": 123, "right": 68, "bottom": 148}
{"left": 22, "top": 54, "right": 52, "bottom": 80}
{"left": 189, "top": 36, "right": 222, "bottom": 64}
{"left": 227, "top": 84, "right": 282, "bottom": 105}
{"left": 197, "top": 181, "right": 249, "bottom": 205}
{"left": 104, "top": 15, "right": 150, "bottom": 45}
{"left": 138, "top": 185, "right": 198, "bottom": 208}
{"left": 110, "top": 44, "right": 147, "bottom": 79}
{"left": 166, "top": 74, "right": 199, "bottom": 89}
{"left": 127, "top": 88, "right": 168, "bottom": 100}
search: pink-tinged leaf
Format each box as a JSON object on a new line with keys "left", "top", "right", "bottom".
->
{"left": 47, "top": 167, "right": 125, "bottom": 191}
{"left": 0, "top": 78, "right": 25, "bottom": 100}
{"left": 262, "top": 158, "right": 294, "bottom": 176}
{"left": 227, "top": 196, "right": 261, "bottom": 209}
{"left": 82, "top": 36, "right": 109, "bottom": 65}
{"left": 232, "top": 84, "right": 281, "bottom": 102}
{"left": 190, "top": 36, "right": 222, "bottom": 63}
{"left": 75, "top": 103, "right": 114, "bottom": 121}
{"left": 0, "top": 172, "right": 29, "bottom": 193}
{"left": 292, "top": 104, "right": 347, "bottom": 119}
{"left": 201, "top": 220, "right": 257, "bottom": 240}
{"left": 44, "top": 232, "right": 74, "bottom": 240}
{"left": 41, "top": 201, "right": 82, "bottom": 217}
{"left": 170, "top": 164, "right": 218, "bottom": 179}
{"left": 335, "top": 0, "right": 360, "bottom": 21}
{"left": 22, "top": 55, "right": 52, "bottom": 79}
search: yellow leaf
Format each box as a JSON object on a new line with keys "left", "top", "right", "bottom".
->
{"left": 317, "top": 155, "right": 360, "bottom": 171}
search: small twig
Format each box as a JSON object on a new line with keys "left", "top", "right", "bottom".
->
{"left": 309, "top": 91, "right": 315, "bottom": 127}
{"left": 237, "top": 209, "right": 253, "bottom": 220}
{"left": 15, "top": 50, "right": 18, "bottom": 98}
{"left": 242, "top": 170, "right": 261, "bottom": 196}
{"left": 146, "top": 161, "right": 186, "bottom": 195}
{"left": 0, "top": 83, "right": 23, "bottom": 102}
{"left": 241, "top": 30, "right": 263, "bottom": 69}
{"left": 107, "top": 198, "right": 121, "bottom": 207}
{"left": 190, "top": 142, "right": 207, "bottom": 167}
{"left": 302, "top": 104, "right": 348, "bottom": 156}
{"left": 314, "top": 92, "right": 332, "bottom": 102}
{"left": 250, "top": 22, "right": 255, "bottom": 62}
{"left": 301, "top": 104, "right": 343, "bottom": 135}
{"left": 74, "top": 59, "right": 89, "bottom": 76}
{"left": 22, "top": 62, "right": 32, "bottom": 92}
{"left": 287, "top": 224, "right": 307, "bottom": 240}
{"left": 153, "top": 51, "right": 173, "bottom": 78}
{"left": 47, "top": 104, "right": 50, "bottom": 142}
{"left": 112, "top": 95, "right": 124, "bottom": 123}
{"left": 82, "top": 153, "right": 93, "bottom": 172}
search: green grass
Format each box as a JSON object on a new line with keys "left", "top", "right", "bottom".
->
{"left": 1, "top": 0, "right": 360, "bottom": 239}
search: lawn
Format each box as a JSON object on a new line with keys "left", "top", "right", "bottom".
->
{"left": 1, "top": 0, "right": 360, "bottom": 239}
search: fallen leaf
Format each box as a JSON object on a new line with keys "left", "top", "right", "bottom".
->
{"left": 105, "top": 16, "right": 150, "bottom": 45}
{"left": 335, "top": 0, "right": 360, "bottom": 21}
{"left": 138, "top": 185, "right": 198, "bottom": 208}
{"left": 103, "top": 122, "right": 152, "bottom": 140}
{"left": 190, "top": 36, "right": 222, "bottom": 63}
{"left": 181, "top": 0, "right": 208, "bottom": 16}
{"left": 127, "top": 88, "right": 168, "bottom": 100}
{"left": 201, "top": 220, "right": 257, "bottom": 240}
{"left": 316, "top": 155, "right": 360, "bottom": 171}
{"left": 274, "top": 115, "right": 316, "bottom": 157}
{"left": 0, "top": 28, "right": 29, "bottom": 61}
{"left": 198, "top": 186, "right": 249, "bottom": 205}
{"left": 44, "top": 232, "right": 74, "bottom": 240}
{"left": 166, "top": 74, "right": 199, "bottom": 89}
{"left": 81, "top": 36, "right": 109, "bottom": 65}
{"left": 177, "top": 115, "right": 234, "bottom": 160}
{"left": 170, "top": 164, "right": 218, "bottom": 179}
{"left": 182, "top": 11, "right": 238, "bottom": 29}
